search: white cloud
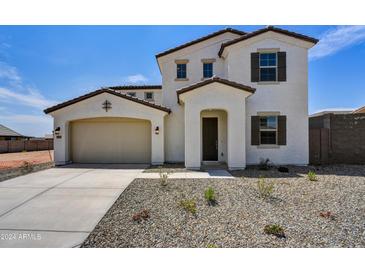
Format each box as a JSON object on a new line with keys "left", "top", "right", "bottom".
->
{"left": 0, "top": 61, "right": 22, "bottom": 83}
{"left": 310, "top": 26, "right": 365, "bottom": 60}
{"left": 0, "top": 87, "right": 57, "bottom": 109}
{"left": 124, "top": 74, "right": 148, "bottom": 84}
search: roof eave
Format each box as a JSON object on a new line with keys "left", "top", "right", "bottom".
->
{"left": 155, "top": 28, "right": 246, "bottom": 60}
{"left": 218, "top": 26, "right": 319, "bottom": 57}
{"left": 44, "top": 88, "right": 171, "bottom": 115}
{"left": 176, "top": 77, "right": 256, "bottom": 104}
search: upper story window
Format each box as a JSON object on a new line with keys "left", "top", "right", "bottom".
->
{"left": 144, "top": 92, "right": 154, "bottom": 101}
{"left": 203, "top": 62, "right": 213, "bottom": 78}
{"left": 176, "top": 63, "right": 187, "bottom": 79}
{"left": 127, "top": 92, "right": 136, "bottom": 97}
{"left": 259, "top": 116, "right": 277, "bottom": 145}
{"left": 259, "top": 53, "right": 277, "bottom": 82}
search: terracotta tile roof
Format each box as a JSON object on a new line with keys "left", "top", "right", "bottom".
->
{"left": 44, "top": 88, "right": 171, "bottom": 114}
{"left": 218, "top": 26, "right": 319, "bottom": 57}
{"left": 353, "top": 106, "right": 365, "bottom": 114}
{"left": 108, "top": 85, "right": 162, "bottom": 90}
{"left": 156, "top": 28, "right": 246, "bottom": 59}
{"left": 0, "top": 124, "right": 23, "bottom": 137}
{"left": 176, "top": 77, "right": 256, "bottom": 103}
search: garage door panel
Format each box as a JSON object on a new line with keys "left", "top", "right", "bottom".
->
{"left": 71, "top": 118, "right": 151, "bottom": 163}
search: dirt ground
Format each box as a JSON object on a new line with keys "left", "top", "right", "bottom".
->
{"left": 0, "top": 150, "right": 54, "bottom": 170}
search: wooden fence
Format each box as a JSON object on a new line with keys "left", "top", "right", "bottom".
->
{"left": 0, "top": 139, "right": 53, "bottom": 154}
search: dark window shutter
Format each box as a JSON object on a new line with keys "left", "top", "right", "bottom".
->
{"left": 277, "top": 52, "right": 286, "bottom": 82}
{"left": 251, "top": 116, "right": 260, "bottom": 145}
{"left": 278, "top": 115, "right": 287, "bottom": 145}
{"left": 251, "top": 53, "right": 260, "bottom": 82}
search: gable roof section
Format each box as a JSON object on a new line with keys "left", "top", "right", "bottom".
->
{"left": 353, "top": 105, "right": 365, "bottom": 114}
{"left": 218, "top": 26, "right": 319, "bottom": 57}
{"left": 108, "top": 85, "right": 162, "bottom": 90}
{"left": 156, "top": 28, "right": 246, "bottom": 59}
{"left": 44, "top": 88, "right": 171, "bottom": 114}
{"left": 176, "top": 77, "right": 255, "bottom": 103}
{"left": 0, "top": 124, "right": 23, "bottom": 137}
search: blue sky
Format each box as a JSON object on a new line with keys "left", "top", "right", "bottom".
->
{"left": 0, "top": 25, "right": 365, "bottom": 137}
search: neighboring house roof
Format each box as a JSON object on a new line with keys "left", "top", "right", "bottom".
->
{"left": 0, "top": 124, "right": 23, "bottom": 137}
{"left": 353, "top": 105, "right": 365, "bottom": 114}
{"left": 309, "top": 108, "right": 355, "bottom": 117}
{"left": 108, "top": 85, "right": 162, "bottom": 90}
{"left": 155, "top": 28, "right": 246, "bottom": 59}
{"left": 218, "top": 26, "right": 319, "bottom": 57}
{"left": 44, "top": 88, "right": 171, "bottom": 114}
{"left": 176, "top": 77, "right": 256, "bottom": 103}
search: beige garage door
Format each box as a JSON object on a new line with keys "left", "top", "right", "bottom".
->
{"left": 70, "top": 117, "right": 151, "bottom": 163}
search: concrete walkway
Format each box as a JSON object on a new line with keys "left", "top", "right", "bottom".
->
{"left": 0, "top": 164, "right": 146, "bottom": 248}
{"left": 138, "top": 169, "right": 234, "bottom": 179}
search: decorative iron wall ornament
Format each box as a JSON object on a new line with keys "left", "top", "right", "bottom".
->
{"left": 102, "top": 100, "right": 112, "bottom": 112}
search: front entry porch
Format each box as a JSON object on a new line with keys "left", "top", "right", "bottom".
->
{"left": 177, "top": 78, "right": 255, "bottom": 170}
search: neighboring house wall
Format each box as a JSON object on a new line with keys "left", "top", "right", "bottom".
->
{"left": 158, "top": 32, "right": 242, "bottom": 162}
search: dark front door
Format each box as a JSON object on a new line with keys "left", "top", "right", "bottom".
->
{"left": 202, "top": 117, "right": 218, "bottom": 161}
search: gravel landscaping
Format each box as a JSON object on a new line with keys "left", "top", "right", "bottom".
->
{"left": 82, "top": 165, "right": 365, "bottom": 248}
{"left": 143, "top": 163, "right": 186, "bottom": 173}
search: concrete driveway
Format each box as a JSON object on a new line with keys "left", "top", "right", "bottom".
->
{"left": 0, "top": 164, "right": 147, "bottom": 248}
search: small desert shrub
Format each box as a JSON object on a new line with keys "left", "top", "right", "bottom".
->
{"left": 204, "top": 187, "right": 217, "bottom": 206}
{"left": 258, "top": 158, "right": 271, "bottom": 170}
{"left": 319, "top": 211, "right": 335, "bottom": 220}
{"left": 179, "top": 199, "right": 197, "bottom": 214}
{"left": 264, "top": 224, "right": 286, "bottom": 238}
{"left": 307, "top": 171, "right": 318, "bottom": 181}
{"left": 159, "top": 168, "right": 170, "bottom": 187}
{"left": 257, "top": 177, "right": 274, "bottom": 199}
{"left": 21, "top": 161, "right": 33, "bottom": 173}
{"left": 206, "top": 243, "right": 218, "bottom": 248}
{"left": 132, "top": 209, "right": 150, "bottom": 222}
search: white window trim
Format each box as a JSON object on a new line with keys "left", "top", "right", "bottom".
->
{"left": 259, "top": 115, "right": 278, "bottom": 146}
{"left": 259, "top": 52, "right": 278, "bottom": 82}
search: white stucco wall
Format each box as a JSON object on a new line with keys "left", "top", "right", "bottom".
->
{"left": 49, "top": 30, "right": 314, "bottom": 167}
{"left": 223, "top": 32, "right": 312, "bottom": 164}
{"left": 180, "top": 83, "right": 252, "bottom": 169}
{"left": 157, "top": 32, "right": 242, "bottom": 162}
{"left": 50, "top": 92, "right": 168, "bottom": 165}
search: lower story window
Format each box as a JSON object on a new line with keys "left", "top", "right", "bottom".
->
{"left": 127, "top": 92, "right": 136, "bottom": 97}
{"left": 144, "top": 92, "right": 154, "bottom": 101}
{"left": 259, "top": 116, "right": 277, "bottom": 145}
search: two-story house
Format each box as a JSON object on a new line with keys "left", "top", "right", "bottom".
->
{"left": 44, "top": 26, "right": 318, "bottom": 169}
